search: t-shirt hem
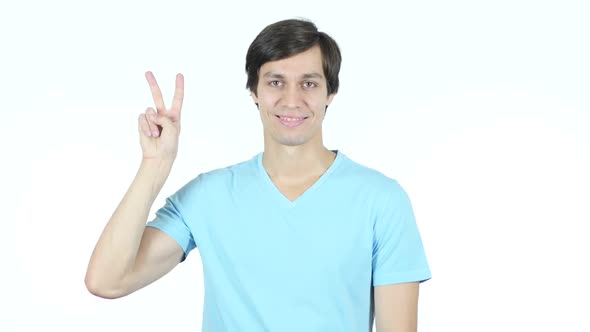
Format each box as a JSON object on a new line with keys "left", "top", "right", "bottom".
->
{"left": 372, "top": 269, "right": 432, "bottom": 286}
{"left": 145, "top": 224, "right": 192, "bottom": 262}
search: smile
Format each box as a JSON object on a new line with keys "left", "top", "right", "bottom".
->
{"left": 275, "top": 115, "right": 308, "bottom": 127}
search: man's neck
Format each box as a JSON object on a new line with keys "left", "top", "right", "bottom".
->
{"left": 262, "top": 143, "right": 336, "bottom": 181}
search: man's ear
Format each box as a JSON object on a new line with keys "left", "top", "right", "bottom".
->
{"left": 327, "top": 93, "right": 336, "bottom": 107}
{"left": 325, "top": 93, "right": 336, "bottom": 114}
{"left": 250, "top": 91, "right": 259, "bottom": 109}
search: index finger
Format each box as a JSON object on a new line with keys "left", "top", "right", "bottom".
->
{"left": 170, "top": 73, "right": 184, "bottom": 120}
{"left": 145, "top": 71, "right": 167, "bottom": 114}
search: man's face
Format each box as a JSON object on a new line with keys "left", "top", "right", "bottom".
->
{"left": 252, "top": 45, "right": 335, "bottom": 147}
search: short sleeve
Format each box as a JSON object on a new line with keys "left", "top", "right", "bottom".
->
{"left": 372, "top": 182, "right": 431, "bottom": 286}
{"left": 146, "top": 193, "right": 197, "bottom": 262}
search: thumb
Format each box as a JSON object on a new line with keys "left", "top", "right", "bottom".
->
{"left": 150, "top": 114, "right": 172, "bottom": 127}
{"left": 150, "top": 114, "right": 179, "bottom": 135}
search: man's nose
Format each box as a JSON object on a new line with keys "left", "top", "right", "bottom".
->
{"left": 281, "top": 85, "right": 302, "bottom": 108}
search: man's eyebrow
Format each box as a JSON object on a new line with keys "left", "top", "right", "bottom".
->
{"left": 302, "top": 73, "right": 324, "bottom": 79}
{"left": 261, "top": 72, "right": 324, "bottom": 79}
{"left": 262, "top": 72, "right": 285, "bottom": 79}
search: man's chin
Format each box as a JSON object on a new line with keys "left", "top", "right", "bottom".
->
{"left": 279, "top": 139, "right": 307, "bottom": 147}
{"left": 274, "top": 135, "right": 308, "bottom": 147}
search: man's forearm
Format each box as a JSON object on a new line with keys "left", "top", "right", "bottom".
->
{"left": 85, "top": 159, "right": 174, "bottom": 297}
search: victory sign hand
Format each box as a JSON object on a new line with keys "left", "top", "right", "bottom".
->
{"left": 138, "top": 71, "right": 184, "bottom": 162}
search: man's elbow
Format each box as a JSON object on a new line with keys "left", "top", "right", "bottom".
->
{"left": 84, "top": 271, "right": 128, "bottom": 299}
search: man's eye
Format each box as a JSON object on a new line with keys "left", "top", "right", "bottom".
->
{"left": 303, "top": 81, "right": 317, "bottom": 88}
{"left": 269, "top": 80, "right": 282, "bottom": 87}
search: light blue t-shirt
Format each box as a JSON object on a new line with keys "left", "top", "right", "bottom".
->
{"left": 147, "top": 150, "right": 431, "bottom": 331}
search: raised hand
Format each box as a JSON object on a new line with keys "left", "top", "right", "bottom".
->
{"left": 138, "top": 71, "right": 184, "bottom": 161}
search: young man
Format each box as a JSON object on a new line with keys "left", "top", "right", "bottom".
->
{"left": 85, "top": 19, "right": 431, "bottom": 332}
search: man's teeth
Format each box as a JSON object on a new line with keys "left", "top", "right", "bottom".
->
{"left": 280, "top": 116, "right": 304, "bottom": 122}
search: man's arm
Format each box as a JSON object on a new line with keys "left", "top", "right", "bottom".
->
{"left": 85, "top": 159, "right": 183, "bottom": 299}
{"left": 374, "top": 282, "right": 420, "bottom": 332}
{"left": 85, "top": 72, "right": 186, "bottom": 299}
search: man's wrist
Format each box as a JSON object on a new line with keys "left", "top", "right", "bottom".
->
{"left": 140, "top": 157, "right": 175, "bottom": 171}
{"left": 137, "top": 158, "right": 175, "bottom": 194}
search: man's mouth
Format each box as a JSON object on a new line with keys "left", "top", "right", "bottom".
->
{"left": 275, "top": 115, "right": 308, "bottom": 127}
{"left": 276, "top": 115, "right": 307, "bottom": 121}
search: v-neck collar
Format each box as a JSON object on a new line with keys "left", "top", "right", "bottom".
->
{"left": 257, "top": 150, "right": 344, "bottom": 208}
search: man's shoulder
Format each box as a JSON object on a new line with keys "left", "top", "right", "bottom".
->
{"left": 203, "top": 153, "right": 260, "bottom": 180}
{"left": 338, "top": 152, "right": 411, "bottom": 209}
{"left": 339, "top": 152, "right": 401, "bottom": 190}
{"left": 175, "top": 153, "right": 260, "bottom": 197}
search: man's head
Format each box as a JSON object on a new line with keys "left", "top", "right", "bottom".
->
{"left": 245, "top": 19, "right": 341, "bottom": 98}
{"left": 245, "top": 19, "right": 342, "bottom": 148}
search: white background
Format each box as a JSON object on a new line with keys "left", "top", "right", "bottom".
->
{"left": 1, "top": 0, "right": 589, "bottom": 331}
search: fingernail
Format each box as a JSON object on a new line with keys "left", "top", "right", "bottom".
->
{"left": 152, "top": 131, "right": 159, "bottom": 137}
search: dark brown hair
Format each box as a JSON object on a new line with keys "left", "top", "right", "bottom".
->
{"left": 245, "top": 19, "right": 342, "bottom": 96}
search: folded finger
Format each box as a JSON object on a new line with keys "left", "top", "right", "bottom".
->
{"left": 145, "top": 108, "right": 161, "bottom": 137}
{"left": 138, "top": 114, "right": 152, "bottom": 137}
